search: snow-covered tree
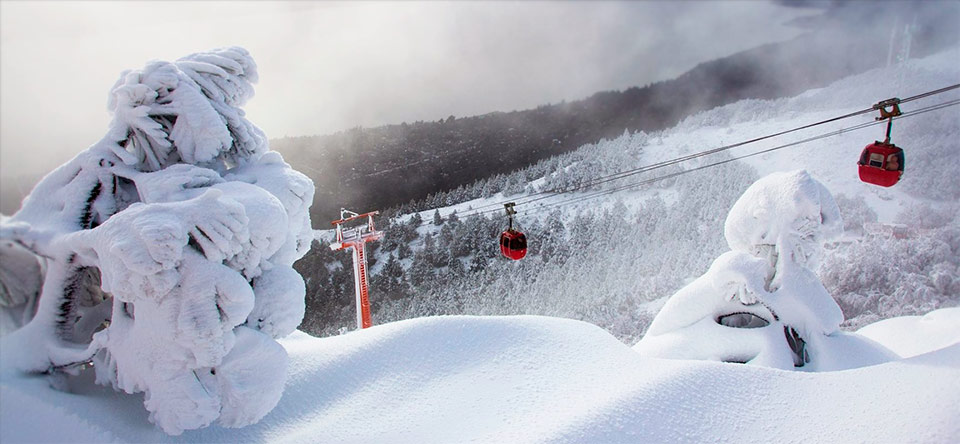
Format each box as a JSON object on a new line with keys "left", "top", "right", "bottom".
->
{"left": 396, "top": 241, "right": 413, "bottom": 260}
{"left": 408, "top": 212, "right": 423, "bottom": 227}
{"left": 0, "top": 47, "right": 314, "bottom": 435}
{"left": 635, "top": 171, "right": 896, "bottom": 371}
{"left": 371, "top": 253, "right": 410, "bottom": 302}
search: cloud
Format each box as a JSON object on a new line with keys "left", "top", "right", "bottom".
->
{"left": 1, "top": 1, "right": 814, "bottom": 214}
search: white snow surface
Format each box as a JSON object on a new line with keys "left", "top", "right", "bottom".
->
{"left": 3, "top": 43, "right": 960, "bottom": 442}
{"left": 857, "top": 307, "right": 960, "bottom": 358}
{"left": 2, "top": 314, "right": 959, "bottom": 443}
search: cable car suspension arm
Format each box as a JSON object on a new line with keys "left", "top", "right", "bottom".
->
{"left": 874, "top": 97, "right": 902, "bottom": 143}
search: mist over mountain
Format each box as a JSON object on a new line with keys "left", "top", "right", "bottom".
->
{"left": 273, "top": 1, "right": 958, "bottom": 223}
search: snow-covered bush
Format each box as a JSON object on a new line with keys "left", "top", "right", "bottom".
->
{"left": 833, "top": 193, "right": 878, "bottom": 235}
{"left": 823, "top": 220, "right": 960, "bottom": 330}
{"left": 0, "top": 47, "right": 313, "bottom": 435}
{"left": 635, "top": 171, "right": 897, "bottom": 371}
{"left": 895, "top": 201, "right": 957, "bottom": 230}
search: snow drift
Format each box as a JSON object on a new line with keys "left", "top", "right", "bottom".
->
{"left": 2, "top": 314, "right": 959, "bottom": 443}
{"left": 0, "top": 47, "right": 313, "bottom": 434}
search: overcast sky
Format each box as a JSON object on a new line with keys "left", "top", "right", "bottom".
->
{"left": 0, "top": 1, "right": 816, "bottom": 210}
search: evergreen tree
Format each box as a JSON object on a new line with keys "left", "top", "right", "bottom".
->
{"left": 372, "top": 253, "right": 409, "bottom": 301}
{"left": 397, "top": 241, "right": 413, "bottom": 260}
{"left": 447, "top": 255, "right": 466, "bottom": 277}
{"left": 408, "top": 252, "right": 436, "bottom": 287}
{"left": 538, "top": 209, "right": 568, "bottom": 264}
{"left": 469, "top": 253, "right": 488, "bottom": 273}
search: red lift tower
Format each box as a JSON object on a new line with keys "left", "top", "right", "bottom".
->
{"left": 330, "top": 209, "right": 383, "bottom": 329}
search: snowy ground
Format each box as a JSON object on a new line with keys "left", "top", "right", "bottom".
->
{"left": 3, "top": 44, "right": 960, "bottom": 443}
{"left": 2, "top": 309, "right": 959, "bottom": 443}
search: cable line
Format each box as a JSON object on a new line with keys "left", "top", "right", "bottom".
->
{"left": 527, "top": 84, "right": 959, "bottom": 207}
{"left": 455, "top": 83, "right": 959, "bottom": 217}
{"left": 404, "top": 85, "right": 960, "bottom": 227}
{"left": 462, "top": 97, "right": 959, "bottom": 222}
{"left": 519, "top": 98, "right": 960, "bottom": 214}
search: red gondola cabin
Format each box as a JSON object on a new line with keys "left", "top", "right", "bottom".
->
{"left": 500, "top": 229, "right": 527, "bottom": 260}
{"left": 858, "top": 142, "right": 903, "bottom": 187}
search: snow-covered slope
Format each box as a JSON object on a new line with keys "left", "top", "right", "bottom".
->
{"left": 2, "top": 313, "right": 959, "bottom": 443}
{"left": 299, "top": 45, "right": 960, "bottom": 341}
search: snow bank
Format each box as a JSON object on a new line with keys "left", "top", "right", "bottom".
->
{"left": 2, "top": 315, "right": 958, "bottom": 443}
{"left": 0, "top": 385, "right": 116, "bottom": 443}
{"left": 857, "top": 307, "right": 960, "bottom": 358}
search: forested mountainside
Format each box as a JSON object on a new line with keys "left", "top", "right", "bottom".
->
{"left": 294, "top": 42, "right": 960, "bottom": 342}
{"left": 273, "top": 2, "right": 957, "bottom": 223}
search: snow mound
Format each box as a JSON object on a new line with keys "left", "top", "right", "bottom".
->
{"left": 0, "top": 385, "right": 116, "bottom": 443}
{"left": 857, "top": 307, "right": 960, "bottom": 358}
{"left": 637, "top": 171, "right": 896, "bottom": 371}
{"left": 3, "top": 315, "right": 959, "bottom": 443}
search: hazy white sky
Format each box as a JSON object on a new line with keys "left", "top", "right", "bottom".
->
{"left": 0, "top": 1, "right": 814, "bottom": 207}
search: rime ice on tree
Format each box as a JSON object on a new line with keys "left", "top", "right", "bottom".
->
{"left": 0, "top": 47, "right": 314, "bottom": 435}
{"left": 635, "top": 170, "right": 897, "bottom": 371}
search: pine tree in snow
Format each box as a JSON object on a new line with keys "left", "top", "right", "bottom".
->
{"left": 371, "top": 253, "right": 409, "bottom": 301}
{"left": 397, "top": 241, "right": 413, "bottom": 260}
{"left": 0, "top": 47, "right": 314, "bottom": 435}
